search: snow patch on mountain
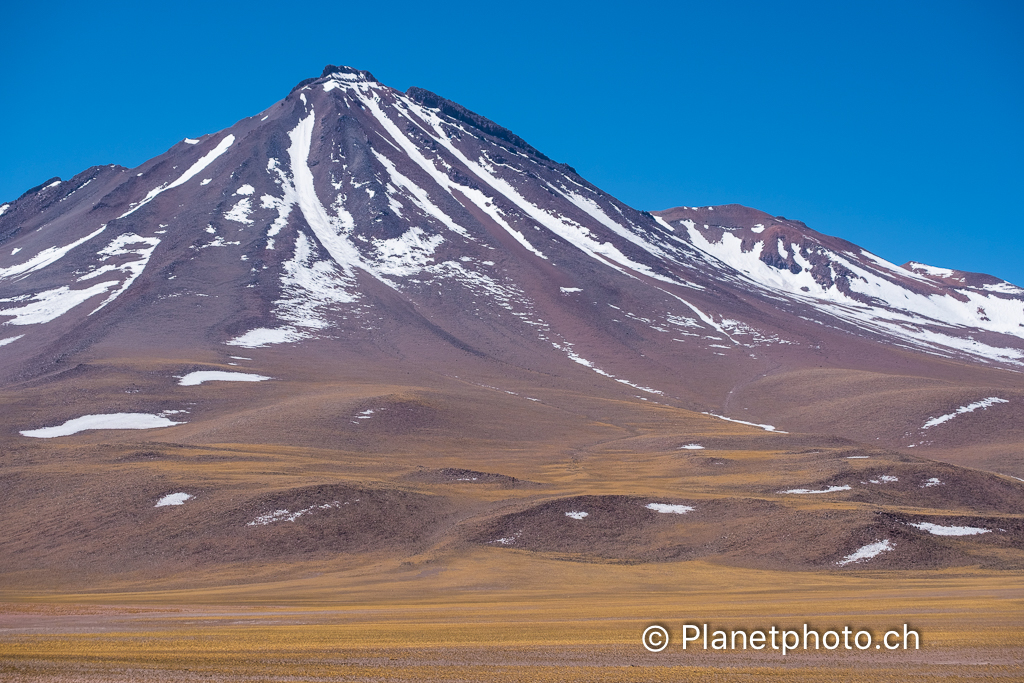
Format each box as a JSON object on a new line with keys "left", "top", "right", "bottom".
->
{"left": 286, "top": 111, "right": 362, "bottom": 275}
{"left": 82, "top": 233, "right": 161, "bottom": 313}
{"left": 704, "top": 412, "right": 786, "bottom": 432}
{"left": 550, "top": 338, "right": 664, "bottom": 395}
{"left": 680, "top": 222, "right": 1024, "bottom": 366}
{"left": 370, "top": 150, "right": 471, "bottom": 240}
{"left": 921, "top": 397, "right": 1009, "bottom": 429}
{"left": 0, "top": 281, "right": 118, "bottom": 325}
{"left": 371, "top": 226, "right": 444, "bottom": 277}
{"left": 0, "top": 225, "right": 107, "bottom": 280}
{"left": 272, "top": 231, "right": 360, "bottom": 335}
{"left": 120, "top": 134, "right": 234, "bottom": 218}
{"left": 410, "top": 101, "right": 681, "bottom": 283}
{"left": 224, "top": 197, "right": 254, "bottom": 224}
{"left": 227, "top": 327, "right": 307, "bottom": 348}
{"left": 905, "top": 262, "right": 954, "bottom": 278}
{"left": 364, "top": 97, "right": 546, "bottom": 260}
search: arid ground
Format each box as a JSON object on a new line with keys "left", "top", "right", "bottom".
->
{"left": 2, "top": 359, "right": 1021, "bottom": 681}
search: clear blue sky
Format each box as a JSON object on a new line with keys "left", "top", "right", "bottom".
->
{"left": 3, "top": 0, "right": 1022, "bottom": 285}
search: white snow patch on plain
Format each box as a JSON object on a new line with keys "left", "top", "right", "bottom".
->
{"left": 178, "top": 371, "right": 271, "bottom": 386}
{"left": 679, "top": 444, "right": 705, "bottom": 450}
{"left": 703, "top": 412, "right": 786, "bottom": 432}
{"left": 837, "top": 539, "right": 894, "bottom": 566}
{"left": 847, "top": 455, "right": 870, "bottom": 459}
{"left": 909, "top": 522, "right": 991, "bottom": 536}
{"left": 20, "top": 413, "right": 186, "bottom": 438}
{"left": 0, "top": 281, "right": 118, "bottom": 325}
{"left": 0, "top": 225, "right": 107, "bottom": 280}
{"left": 559, "top": 287, "right": 582, "bottom": 293}
{"left": 247, "top": 500, "right": 342, "bottom": 526}
{"left": 0, "top": 334, "right": 25, "bottom": 347}
{"left": 491, "top": 531, "right": 521, "bottom": 545}
{"left": 155, "top": 493, "right": 193, "bottom": 507}
{"left": 922, "top": 397, "right": 1009, "bottom": 429}
{"left": 645, "top": 503, "right": 694, "bottom": 514}
{"left": 921, "top": 478, "right": 943, "bottom": 488}
{"left": 235, "top": 184, "right": 255, "bottom": 196}
{"left": 565, "top": 511, "right": 589, "bottom": 520}
{"left": 780, "top": 485, "right": 852, "bottom": 494}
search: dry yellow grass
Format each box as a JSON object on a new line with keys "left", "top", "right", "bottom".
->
{"left": 2, "top": 373, "right": 1022, "bottom": 681}
{"left": 2, "top": 554, "right": 1022, "bottom": 681}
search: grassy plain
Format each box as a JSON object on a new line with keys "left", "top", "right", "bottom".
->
{"left": 2, "top": 557, "right": 1022, "bottom": 681}
{"left": 1, "top": 369, "right": 1022, "bottom": 680}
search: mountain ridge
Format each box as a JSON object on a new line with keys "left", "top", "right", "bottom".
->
{"left": 0, "top": 65, "right": 1021, "bottom": 473}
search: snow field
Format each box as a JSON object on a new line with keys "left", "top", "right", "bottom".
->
{"left": 155, "top": 493, "right": 193, "bottom": 507}
{"left": 836, "top": 539, "right": 894, "bottom": 566}
{"left": 177, "top": 371, "right": 271, "bottom": 386}
{"left": 21, "top": 413, "right": 186, "bottom": 438}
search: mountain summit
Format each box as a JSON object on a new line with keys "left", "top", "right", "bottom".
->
{"left": 1, "top": 65, "right": 1022, "bottom": 462}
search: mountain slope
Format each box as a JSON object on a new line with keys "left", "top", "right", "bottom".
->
{"left": 0, "top": 64, "right": 1021, "bottom": 472}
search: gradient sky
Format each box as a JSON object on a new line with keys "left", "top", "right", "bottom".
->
{"left": 3, "top": 0, "right": 1022, "bottom": 285}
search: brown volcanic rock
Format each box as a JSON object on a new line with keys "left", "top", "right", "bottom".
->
{"left": 404, "top": 467, "right": 539, "bottom": 488}
{"left": 215, "top": 484, "right": 452, "bottom": 558}
{"left": 471, "top": 494, "right": 1022, "bottom": 570}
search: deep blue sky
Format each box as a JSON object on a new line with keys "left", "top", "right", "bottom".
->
{"left": 3, "top": 1, "right": 1022, "bottom": 284}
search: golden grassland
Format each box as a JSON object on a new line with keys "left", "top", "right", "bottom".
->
{"left": 2, "top": 554, "right": 1022, "bottom": 681}
{"left": 2, "top": 372, "right": 1022, "bottom": 680}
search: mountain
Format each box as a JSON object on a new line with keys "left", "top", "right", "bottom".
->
{"left": 0, "top": 66, "right": 1021, "bottom": 585}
